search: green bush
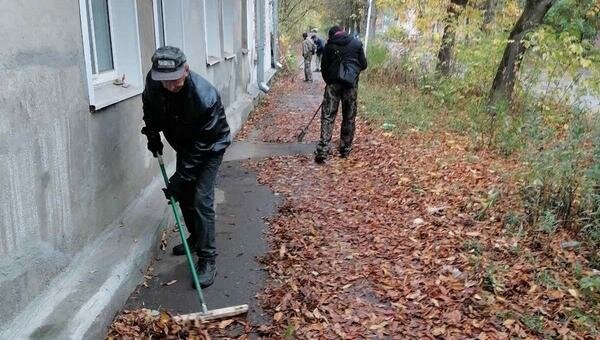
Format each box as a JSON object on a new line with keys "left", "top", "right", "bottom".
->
{"left": 366, "top": 42, "right": 389, "bottom": 70}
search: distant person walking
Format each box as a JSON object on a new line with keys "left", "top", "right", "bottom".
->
{"left": 302, "top": 32, "right": 316, "bottom": 82}
{"left": 315, "top": 26, "right": 368, "bottom": 163}
{"left": 311, "top": 34, "right": 324, "bottom": 72}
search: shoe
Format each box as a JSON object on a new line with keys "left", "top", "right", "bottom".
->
{"left": 340, "top": 151, "right": 350, "bottom": 158}
{"left": 191, "top": 258, "right": 217, "bottom": 289}
{"left": 172, "top": 236, "right": 196, "bottom": 256}
{"left": 314, "top": 154, "right": 326, "bottom": 164}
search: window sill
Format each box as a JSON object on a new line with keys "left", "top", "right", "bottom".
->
{"left": 90, "top": 82, "right": 143, "bottom": 112}
{"left": 224, "top": 52, "right": 235, "bottom": 60}
{"left": 206, "top": 56, "right": 221, "bottom": 67}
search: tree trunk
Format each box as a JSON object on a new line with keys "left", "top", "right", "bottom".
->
{"left": 436, "top": 0, "right": 468, "bottom": 75}
{"left": 368, "top": 0, "right": 377, "bottom": 40}
{"left": 488, "top": 0, "right": 555, "bottom": 106}
{"left": 481, "top": 0, "right": 497, "bottom": 32}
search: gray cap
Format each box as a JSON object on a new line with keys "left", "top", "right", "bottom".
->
{"left": 151, "top": 46, "right": 187, "bottom": 81}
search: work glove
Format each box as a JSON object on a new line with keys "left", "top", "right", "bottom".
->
{"left": 141, "top": 127, "right": 163, "bottom": 157}
{"left": 162, "top": 172, "right": 188, "bottom": 202}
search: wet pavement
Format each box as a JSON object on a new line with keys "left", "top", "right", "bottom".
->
{"left": 122, "top": 139, "right": 315, "bottom": 325}
{"left": 124, "top": 159, "right": 275, "bottom": 325}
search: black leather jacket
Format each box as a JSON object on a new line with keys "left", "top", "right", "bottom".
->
{"left": 321, "top": 32, "right": 368, "bottom": 87}
{"left": 142, "top": 71, "right": 231, "bottom": 181}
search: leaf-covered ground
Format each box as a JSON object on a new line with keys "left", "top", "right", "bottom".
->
{"left": 241, "top": 73, "right": 599, "bottom": 338}
{"left": 107, "top": 71, "right": 598, "bottom": 339}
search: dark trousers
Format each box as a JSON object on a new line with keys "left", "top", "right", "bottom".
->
{"left": 316, "top": 83, "right": 358, "bottom": 156}
{"left": 176, "top": 153, "right": 223, "bottom": 259}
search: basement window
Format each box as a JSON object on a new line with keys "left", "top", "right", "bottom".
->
{"left": 79, "top": 0, "right": 143, "bottom": 111}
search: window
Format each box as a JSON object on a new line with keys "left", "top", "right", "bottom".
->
{"left": 204, "top": 0, "right": 222, "bottom": 65}
{"left": 241, "top": 0, "right": 248, "bottom": 53}
{"left": 153, "top": 0, "right": 184, "bottom": 49}
{"left": 222, "top": 0, "right": 235, "bottom": 59}
{"left": 79, "top": 0, "right": 143, "bottom": 111}
{"left": 86, "top": 0, "right": 116, "bottom": 84}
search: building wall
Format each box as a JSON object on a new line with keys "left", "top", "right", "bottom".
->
{"left": 0, "top": 0, "right": 276, "bottom": 329}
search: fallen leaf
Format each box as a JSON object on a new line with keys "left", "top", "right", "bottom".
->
{"left": 218, "top": 319, "right": 234, "bottom": 329}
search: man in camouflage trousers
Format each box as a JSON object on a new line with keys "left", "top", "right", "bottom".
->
{"left": 302, "top": 32, "right": 316, "bottom": 82}
{"left": 315, "top": 26, "right": 367, "bottom": 163}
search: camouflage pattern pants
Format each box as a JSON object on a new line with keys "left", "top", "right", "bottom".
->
{"left": 304, "top": 56, "right": 313, "bottom": 81}
{"left": 315, "top": 83, "right": 358, "bottom": 157}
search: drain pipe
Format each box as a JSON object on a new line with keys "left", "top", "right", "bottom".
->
{"left": 256, "top": 0, "right": 270, "bottom": 92}
{"left": 272, "top": 0, "right": 283, "bottom": 69}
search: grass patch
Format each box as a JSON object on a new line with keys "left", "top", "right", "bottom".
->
{"left": 535, "top": 269, "right": 562, "bottom": 289}
{"left": 521, "top": 313, "right": 545, "bottom": 334}
{"left": 464, "top": 239, "right": 484, "bottom": 255}
{"left": 359, "top": 81, "right": 471, "bottom": 134}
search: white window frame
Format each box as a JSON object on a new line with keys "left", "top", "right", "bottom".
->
{"left": 86, "top": 0, "right": 118, "bottom": 85}
{"left": 153, "top": 0, "right": 185, "bottom": 50}
{"left": 78, "top": 0, "right": 144, "bottom": 111}
{"left": 152, "top": 0, "right": 166, "bottom": 48}
{"left": 203, "top": 0, "right": 222, "bottom": 66}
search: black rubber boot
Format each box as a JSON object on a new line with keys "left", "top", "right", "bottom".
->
{"left": 314, "top": 154, "right": 326, "bottom": 164}
{"left": 192, "top": 257, "right": 217, "bottom": 289}
{"left": 172, "top": 236, "right": 196, "bottom": 256}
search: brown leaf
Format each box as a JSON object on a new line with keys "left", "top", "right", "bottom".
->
{"left": 432, "top": 326, "right": 446, "bottom": 336}
{"left": 446, "top": 310, "right": 462, "bottom": 323}
{"left": 218, "top": 319, "right": 234, "bottom": 329}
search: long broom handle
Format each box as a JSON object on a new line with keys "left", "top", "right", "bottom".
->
{"left": 301, "top": 103, "right": 323, "bottom": 135}
{"left": 157, "top": 154, "right": 209, "bottom": 314}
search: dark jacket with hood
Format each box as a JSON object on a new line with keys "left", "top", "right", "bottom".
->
{"left": 321, "top": 31, "right": 368, "bottom": 87}
{"left": 312, "top": 36, "right": 324, "bottom": 55}
{"left": 142, "top": 71, "right": 231, "bottom": 181}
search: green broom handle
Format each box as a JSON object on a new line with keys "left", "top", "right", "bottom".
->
{"left": 157, "top": 154, "right": 208, "bottom": 314}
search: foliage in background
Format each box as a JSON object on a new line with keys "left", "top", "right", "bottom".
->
{"left": 358, "top": 0, "right": 600, "bottom": 269}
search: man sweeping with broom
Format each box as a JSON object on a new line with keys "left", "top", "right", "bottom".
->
{"left": 141, "top": 46, "right": 230, "bottom": 290}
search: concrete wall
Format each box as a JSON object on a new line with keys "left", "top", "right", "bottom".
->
{"left": 0, "top": 0, "right": 277, "bottom": 333}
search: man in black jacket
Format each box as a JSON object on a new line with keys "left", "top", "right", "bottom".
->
{"left": 141, "top": 46, "right": 231, "bottom": 288}
{"left": 315, "top": 26, "right": 368, "bottom": 163}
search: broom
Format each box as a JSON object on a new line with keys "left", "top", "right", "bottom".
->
{"left": 157, "top": 154, "right": 248, "bottom": 323}
{"left": 297, "top": 103, "right": 322, "bottom": 142}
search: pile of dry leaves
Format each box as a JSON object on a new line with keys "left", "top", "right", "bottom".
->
{"left": 106, "top": 309, "right": 259, "bottom": 339}
{"left": 236, "top": 74, "right": 327, "bottom": 144}
{"left": 245, "top": 122, "right": 598, "bottom": 336}
{"left": 234, "top": 69, "right": 599, "bottom": 338}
